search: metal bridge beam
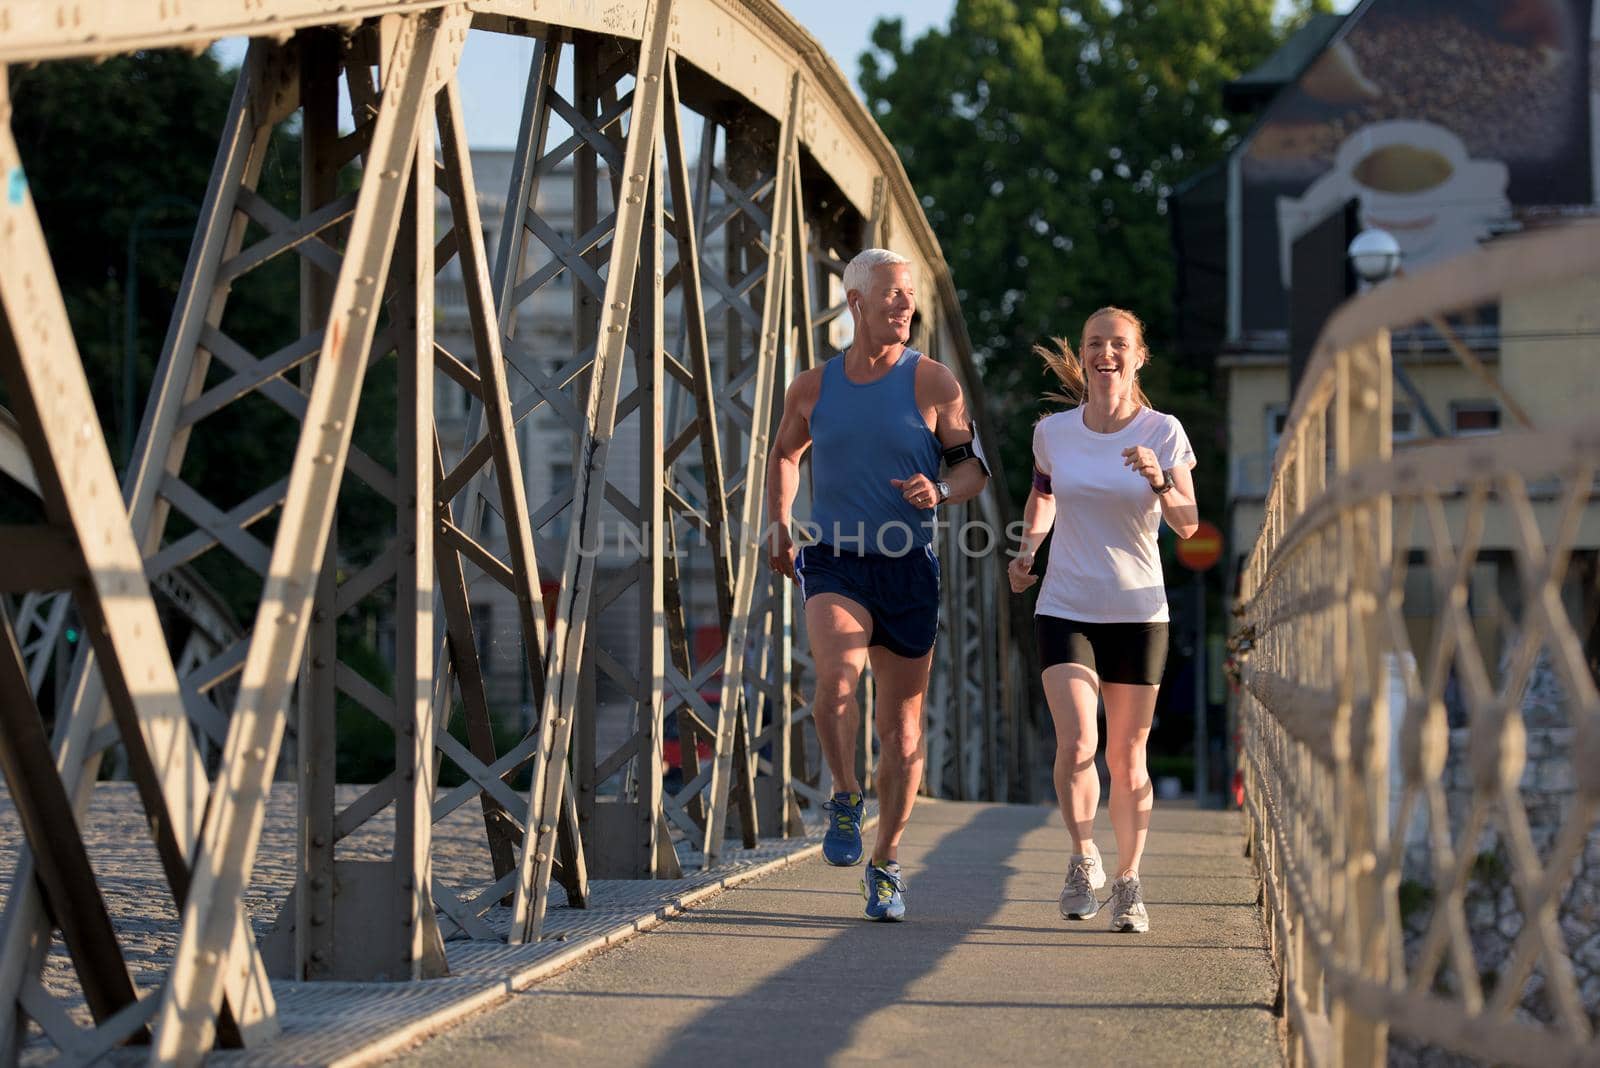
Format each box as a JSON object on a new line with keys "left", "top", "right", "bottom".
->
{"left": 0, "top": 2, "right": 1027, "bottom": 1060}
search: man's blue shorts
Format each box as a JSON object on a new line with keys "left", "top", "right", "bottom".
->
{"left": 795, "top": 542, "right": 941, "bottom": 659}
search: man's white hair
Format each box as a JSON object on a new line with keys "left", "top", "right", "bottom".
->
{"left": 841, "top": 248, "right": 911, "bottom": 300}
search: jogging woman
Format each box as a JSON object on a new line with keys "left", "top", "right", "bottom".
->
{"left": 1008, "top": 306, "right": 1199, "bottom": 932}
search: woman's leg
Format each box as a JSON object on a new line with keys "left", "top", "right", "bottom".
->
{"left": 1042, "top": 663, "right": 1100, "bottom": 854}
{"left": 1101, "top": 682, "right": 1158, "bottom": 875}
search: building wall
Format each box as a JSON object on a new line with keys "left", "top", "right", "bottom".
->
{"left": 1502, "top": 273, "right": 1600, "bottom": 427}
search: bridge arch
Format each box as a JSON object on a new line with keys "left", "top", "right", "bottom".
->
{"left": 0, "top": 2, "right": 1026, "bottom": 1060}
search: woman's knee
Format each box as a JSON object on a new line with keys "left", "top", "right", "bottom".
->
{"left": 1105, "top": 742, "right": 1148, "bottom": 789}
{"left": 1056, "top": 732, "right": 1097, "bottom": 769}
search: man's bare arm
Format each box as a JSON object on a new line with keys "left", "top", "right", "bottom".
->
{"left": 765, "top": 370, "right": 820, "bottom": 580}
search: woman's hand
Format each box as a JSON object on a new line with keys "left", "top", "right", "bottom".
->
{"left": 1008, "top": 550, "right": 1039, "bottom": 593}
{"left": 1121, "top": 445, "right": 1165, "bottom": 490}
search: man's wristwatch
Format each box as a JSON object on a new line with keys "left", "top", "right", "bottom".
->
{"left": 1152, "top": 474, "right": 1175, "bottom": 495}
{"left": 935, "top": 479, "right": 951, "bottom": 503}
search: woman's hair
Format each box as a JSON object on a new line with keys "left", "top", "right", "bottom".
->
{"left": 1033, "top": 306, "right": 1152, "bottom": 409}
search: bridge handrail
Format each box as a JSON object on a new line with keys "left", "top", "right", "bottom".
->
{"left": 1233, "top": 219, "right": 1600, "bottom": 1065}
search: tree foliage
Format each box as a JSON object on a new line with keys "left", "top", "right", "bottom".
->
{"left": 8, "top": 51, "right": 395, "bottom": 620}
{"left": 861, "top": 0, "right": 1330, "bottom": 515}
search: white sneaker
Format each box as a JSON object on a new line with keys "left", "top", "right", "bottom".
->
{"left": 1108, "top": 873, "right": 1150, "bottom": 933}
{"left": 1058, "top": 846, "right": 1106, "bottom": 920}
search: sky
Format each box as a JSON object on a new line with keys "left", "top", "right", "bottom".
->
{"left": 211, "top": 1, "right": 1357, "bottom": 148}
{"left": 212, "top": 1, "right": 953, "bottom": 148}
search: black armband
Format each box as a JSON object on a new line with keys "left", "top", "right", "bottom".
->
{"left": 941, "top": 437, "right": 991, "bottom": 477}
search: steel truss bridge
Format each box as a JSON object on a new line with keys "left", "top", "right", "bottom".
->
{"left": 0, "top": 1, "right": 1029, "bottom": 1062}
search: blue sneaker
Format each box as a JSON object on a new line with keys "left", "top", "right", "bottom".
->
{"left": 862, "top": 861, "right": 906, "bottom": 921}
{"left": 821, "top": 792, "right": 864, "bottom": 866}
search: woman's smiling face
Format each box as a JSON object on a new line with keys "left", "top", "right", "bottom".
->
{"left": 1081, "top": 311, "right": 1145, "bottom": 405}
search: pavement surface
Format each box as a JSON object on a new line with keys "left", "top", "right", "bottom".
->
{"left": 389, "top": 799, "right": 1282, "bottom": 1068}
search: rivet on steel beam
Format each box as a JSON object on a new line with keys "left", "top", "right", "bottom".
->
{"left": 538, "top": 824, "right": 553, "bottom": 834}
{"left": 310, "top": 877, "right": 326, "bottom": 891}
{"left": 252, "top": 746, "right": 267, "bottom": 761}
{"left": 310, "top": 914, "right": 325, "bottom": 926}
{"left": 282, "top": 612, "right": 298, "bottom": 625}
{"left": 311, "top": 950, "right": 326, "bottom": 963}
{"left": 535, "top": 852, "right": 548, "bottom": 862}
{"left": 312, "top": 834, "right": 327, "bottom": 847}
{"left": 201, "top": 950, "right": 220, "bottom": 966}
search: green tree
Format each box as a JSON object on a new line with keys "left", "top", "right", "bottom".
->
{"left": 862, "top": 0, "right": 1329, "bottom": 516}
{"left": 8, "top": 51, "right": 396, "bottom": 619}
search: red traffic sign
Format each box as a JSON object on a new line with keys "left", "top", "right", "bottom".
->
{"left": 1176, "top": 519, "right": 1224, "bottom": 572}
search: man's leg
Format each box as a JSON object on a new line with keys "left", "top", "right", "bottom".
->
{"left": 805, "top": 593, "right": 871, "bottom": 794}
{"left": 864, "top": 644, "right": 933, "bottom": 865}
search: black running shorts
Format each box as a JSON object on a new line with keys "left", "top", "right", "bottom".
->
{"left": 1034, "top": 614, "right": 1168, "bottom": 686}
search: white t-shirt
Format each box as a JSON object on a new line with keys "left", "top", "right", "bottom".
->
{"left": 1032, "top": 406, "right": 1196, "bottom": 624}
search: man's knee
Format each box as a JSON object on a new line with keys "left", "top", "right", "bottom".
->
{"left": 813, "top": 670, "right": 860, "bottom": 713}
{"left": 877, "top": 723, "right": 924, "bottom": 768}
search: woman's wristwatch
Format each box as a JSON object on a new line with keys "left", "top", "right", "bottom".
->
{"left": 1151, "top": 474, "right": 1175, "bottom": 495}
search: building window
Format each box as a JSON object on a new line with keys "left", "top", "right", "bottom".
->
{"left": 478, "top": 504, "right": 503, "bottom": 542}
{"left": 1451, "top": 401, "right": 1501, "bottom": 436}
{"left": 547, "top": 461, "right": 573, "bottom": 541}
{"left": 1392, "top": 406, "right": 1416, "bottom": 442}
{"left": 1265, "top": 405, "right": 1288, "bottom": 457}
{"left": 471, "top": 604, "right": 493, "bottom": 665}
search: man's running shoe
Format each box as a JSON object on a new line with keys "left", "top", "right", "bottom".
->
{"left": 1058, "top": 847, "right": 1106, "bottom": 920}
{"left": 821, "top": 791, "right": 864, "bottom": 866}
{"left": 1109, "top": 873, "right": 1150, "bottom": 933}
{"left": 862, "top": 861, "right": 907, "bottom": 922}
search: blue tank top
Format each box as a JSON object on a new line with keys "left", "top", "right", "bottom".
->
{"left": 808, "top": 348, "right": 942, "bottom": 553}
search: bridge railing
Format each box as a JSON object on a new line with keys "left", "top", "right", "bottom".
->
{"left": 0, "top": 2, "right": 1026, "bottom": 1061}
{"left": 1233, "top": 219, "right": 1600, "bottom": 1066}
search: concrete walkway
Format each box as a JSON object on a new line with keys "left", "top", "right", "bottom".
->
{"left": 391, "top": 800, "right": 1282, "bottom": 1067}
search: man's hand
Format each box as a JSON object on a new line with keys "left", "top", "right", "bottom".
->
{"left": 767, "top": 523, "right": 798, "bottom": 583}
{"left": 1121, "top": 445, "right": 1164, "bottom": 490}
{"left": 890, "top": 474, "right": 940, "bottom": 509}
{"left": 1008, "top": 550, "right": 1039, "bottom": 593}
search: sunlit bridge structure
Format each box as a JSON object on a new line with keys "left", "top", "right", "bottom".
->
{"left": 0, "top": 1, "right": 1027, "bottom": 1061}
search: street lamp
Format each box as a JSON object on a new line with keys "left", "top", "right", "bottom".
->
{"left": 1347, "top": 227, "right": 1401, "bottom": 285}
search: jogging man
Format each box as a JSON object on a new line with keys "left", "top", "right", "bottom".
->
{"left": 765, "top": 247, "right": 989, "bottom": 921}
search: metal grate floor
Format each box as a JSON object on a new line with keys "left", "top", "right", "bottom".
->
{"left": 0, "top": 784, "right": 868, "bottom": 1066}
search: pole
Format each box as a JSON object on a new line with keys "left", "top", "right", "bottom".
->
{"left": 1193, "top": 570, "right": 1208, "bottom": 806}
